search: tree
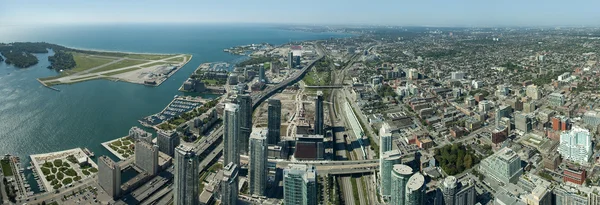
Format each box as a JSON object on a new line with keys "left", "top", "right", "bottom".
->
{"left": 464, "top": 154, "right": 473, "bottom": 169}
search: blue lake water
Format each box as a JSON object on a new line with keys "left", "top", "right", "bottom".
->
{"left": 0, "top": 23, "right": 350, "bottom": 192}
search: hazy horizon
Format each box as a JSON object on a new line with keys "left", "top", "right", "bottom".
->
{"left": 1, "top": 0, "right": 600, "bottom": 27}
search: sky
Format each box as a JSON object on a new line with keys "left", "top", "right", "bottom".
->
{"left": 1, "top": 0, "right": 599, "bottom": 27}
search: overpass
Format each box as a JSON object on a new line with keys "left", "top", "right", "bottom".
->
{"left": 304, "top": 85, "right": 345, "bottom": 89}
{"left": 251, "top": 45, "right": 325, "bottom": 109}
{"left": 316, "top": 163, "right": 378, "bottom": 175}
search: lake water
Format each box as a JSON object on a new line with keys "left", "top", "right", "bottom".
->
{"left": 0, "top": 24, "right": 350, "bottom": 192}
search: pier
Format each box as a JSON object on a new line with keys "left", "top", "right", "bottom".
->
{"left": 37, "top": 79, "right": 60, "bottom": 92}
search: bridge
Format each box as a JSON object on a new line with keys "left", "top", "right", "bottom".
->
{"left": 304, "top": 85, "right": 345, "bottom": 89}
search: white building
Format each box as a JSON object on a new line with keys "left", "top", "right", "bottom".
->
{"left": 379, "top": 122, "right": 393, "bottom": 155}
{"left": 451, "top": 71, "right": 466, "bottom": 80}
{"left": 135, "top": 140, "right": 159, "bottom": 176}
{"left": 558, "top": 126, "right": 592, "bottom": 165}
{"left": 249, "top": 128, "right": 268, "bottom": 196}
{"left": 479, "top": 147, "right": 522, "bottom": 184}
{"left": 526, "top": 85, "right": 541, "bottom": 100}
{"left": 479, "top": 100, "right": 492, "bottom": 112}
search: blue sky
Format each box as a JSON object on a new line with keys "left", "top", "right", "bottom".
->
{"left": 1, "top": 0, "right": 599, "bottom": 27}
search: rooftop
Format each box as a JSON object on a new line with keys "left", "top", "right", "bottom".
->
{"left": 406, "top": 173, "right": 425, "bottom": 191}
{"left": 392, "top": 164, "right": 413, "bottom": 175}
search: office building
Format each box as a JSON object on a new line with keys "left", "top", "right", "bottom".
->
{"left": 380, "top": 150, "right": 402, "bottom": 198}
{"left": 221, "top": 162, "right": 239, "bottom": 205}
{"left": 548, "top": 92, "right": 565, "bottom": 106}
{"left": 287, "top": 51, "right": 294, "bottom": 69}
{"left": 508, "top": 98, "right": 523, "bottom": 111}
{"left": 563, "top": 167, "right": 586, "bottom": 185}
{"left": 224, "top": 103, "right": 241, "bottom": 165}
{"left": 294, "top": 55, "right": 301, "bottom": 67}
{"left": 98, "top": 156, "right": 121, "bottom": 199}
{"left": 236, "top": 95, "right": 252, "bottom": 155}
{"left": 134, "top": 140, "right": 159, "bottom": 176}
{"left": 259, "top": 64, "right": 266, "bottom": 82}
{"left": 405, "top": 173, "right": 425, "bottom": 205}
{"left": 129, "top": 126, "right": 152, "bottom": 143}
{"left": 440, "top": 176, "right": 476, "bottom": 205}
{"left": 174, "top": 145, "right": 199, "bottom": 205}
{"left": 408, "top": 69, "right": 418, "bottom": 80}
{"left": 379, "top": 122, "right": 393, "bottom": 155}
{"left": 515, "top": 112, "right": 533, "bottom": 133}
{"left": 314, "top": 91, "right": 324, "bottom": 135}
{"left": 451, "top": 71, "right": 466, "bottom": 80}
{"left": 283, "top": 164, "right": 317, "bottom": 205}
{"left": 267, "top": 98, "right": 282, "bottom": 145}
{"left": 495, "top": 105, "right": 511, "bottom": 127}
{"left": 391, "top": 164, "right": 413, "bottom": 205}
{"left": 157, "top": 130, "right": 179, "bottom": 157}
{"left": 526, "top": 85, "right": 541, "bottom": 100}
{"left": 523, "top": 100, "right": 536, "bottom": 113}
{"left": 478, "top": 100, "right": 492, "bottom": 112}
{"left": 465, "top": 96, "right": 476, "bottom": 107}
{"left": 249, "top": 128, "right": 268, "bottom": 196}
{"left": 558, "top": 126, "right": 592, "bottom": 164}
{"left": 479, "top": 147, "right": 522, "bottom": 184}
{"left": 552, "top": 115, "right": 570, "bottom": 131}
{"left": 583, "top": 110, "right": 600, "bottom": 127}
{"left": 294, "top": 134, "right": 324, "bottom": 160}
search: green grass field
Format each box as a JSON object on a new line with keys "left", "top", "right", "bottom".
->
{"left": 1, "top": 159, "right": 13, "bottom": 176}
{"left": 90, "top": 59, "right": 147, "bottom": 73}
{"left": 67, "top": 53, "right": 115, "bottom": 73}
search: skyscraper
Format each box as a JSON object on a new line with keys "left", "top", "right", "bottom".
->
{"left": 314, "top": 91, "right": 324, "bottom": 135}
{"left": 267, "top": 98, "right": 282, "bottom": 145}
{"left": 379, "top": 122, "right": 393, "bottom": 156}
{"left": 249, "top": 128, "right": 268, "bottom": 196}
{"left": 98, "top": 156, "right": 121, "bottom": 199}
{"left": 221, "top": 162, "right": 239, "bottom": 205}
{"left": 284, "top": 164, "right": 317, "bottom": 205}
{"left": 405, "top": 173, "right": 425, "bottom": 205}
{"left": 440, "top": 176, "right": 476, "bottom": 205}
{"left": 259, "top": 64, "right": 266, "bottom": 82}
{"left": 236, "top": 95, "right": 252, "bottom": 155}
{"left": 288, "top": 51, "right": 294, "bottom": 69}
{"left": 134, "top": 140, "right": 159, "bottom": 176}
{"left": 224, "top": 103, "right": 241, "bottom": 165}
{"left": 157, "top": 129, "right": 179, "bottom": 157}
{"left": 390, "top": 164, "right": 413, "bottom": 205}
{"left": 558, "top": 126, "right": 592, "bottom": 165}
{"left": 174, "top": 145, "right": 199, "bottom": 205}
{"left": 380, "top": 150, "right": 401, "bottom": 198}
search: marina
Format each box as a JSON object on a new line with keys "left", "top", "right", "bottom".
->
{"left": 139, "top": 95, "right": 206, "bottom": 127}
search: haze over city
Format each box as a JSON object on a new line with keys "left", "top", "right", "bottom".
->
{"left": 1, "top": 0, "right": 600, "bottom": 26}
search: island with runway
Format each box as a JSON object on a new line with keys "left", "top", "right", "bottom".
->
{"left": 0, "top": 42, "right": 192, "bottom": 87}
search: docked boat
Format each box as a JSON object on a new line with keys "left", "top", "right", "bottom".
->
{"left": 83, "top": 147, "right": 95, "bottom": 157}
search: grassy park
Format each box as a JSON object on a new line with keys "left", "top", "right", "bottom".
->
{"left": 40, "top": 157, "right": 97, "bottom": 190}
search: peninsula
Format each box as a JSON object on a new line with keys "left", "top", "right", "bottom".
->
{"left": 0, "top": 42, "right": 192, "bottom": 86}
